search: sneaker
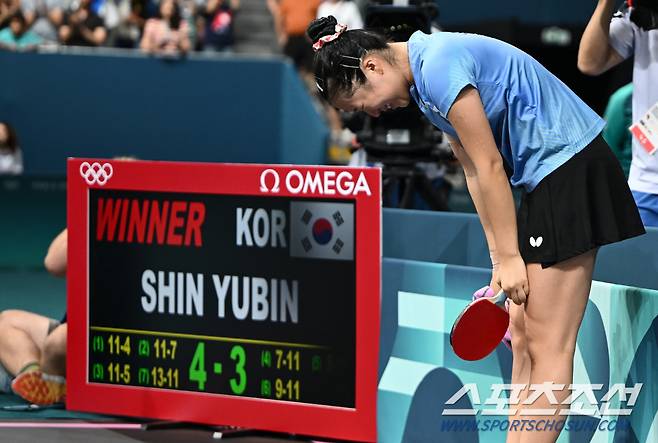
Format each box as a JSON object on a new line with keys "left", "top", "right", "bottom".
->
{"left": 472, "top": 286, "right": 512, "bottom": 351}
{"left": 11, "top": 370, "right": 65, "bottom": 405}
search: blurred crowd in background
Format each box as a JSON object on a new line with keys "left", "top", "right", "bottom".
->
{"left": 0, "top": 0, "right": 241, "bottom": 52}
{"left": 0, "top": 0, "right": 370, "bottom": 54}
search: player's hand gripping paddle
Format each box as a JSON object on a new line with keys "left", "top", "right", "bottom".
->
{"left": 450, "top": 290, "right": 509, "bottom": 360}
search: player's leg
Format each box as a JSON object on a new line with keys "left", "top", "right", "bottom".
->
{"left": 519, "top": 249, "right": 597, "bottom": 443}
{"left": 506, "top": 300, "right": 531, "bottom": 443}
{"left": 32, "top": 323, "right": 68, "bottom": 404}
{"left": 0, "top": 310, "right": 52, "bottom": 375}
{"left": 0, "top": 310, "right": 65, "bottom": 404}
{"left": 41, "top": 323, "right": 67, "bottom": 376}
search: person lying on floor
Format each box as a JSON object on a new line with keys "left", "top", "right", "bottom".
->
{"left": 0, "top": 229, "right": 67, "bottom": 405}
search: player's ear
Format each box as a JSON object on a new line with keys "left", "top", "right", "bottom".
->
{"left": 362, "top": 56, "right": 383, "bottom": 75}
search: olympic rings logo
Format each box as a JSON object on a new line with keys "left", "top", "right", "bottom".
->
{"left": 79, "top": 162, "right": 113, "bottom": 186}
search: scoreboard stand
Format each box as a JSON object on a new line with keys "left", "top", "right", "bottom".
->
{"left": 141, "top": 421, "right": 271, "bottom": 440}
{"left": 142, "top": 421, "right": 355, "bottom": 442}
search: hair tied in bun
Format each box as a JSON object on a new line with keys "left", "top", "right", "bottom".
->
{"left": 312, "top": 23, "right": 348, "bottom": 52}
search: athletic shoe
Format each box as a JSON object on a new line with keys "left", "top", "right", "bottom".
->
{"left": 11, "top": 370, "right": 65, "bottom": 405}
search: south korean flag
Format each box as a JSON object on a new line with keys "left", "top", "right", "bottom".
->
{"left": 290, "top": 202, "right": 354, "bottom": 261}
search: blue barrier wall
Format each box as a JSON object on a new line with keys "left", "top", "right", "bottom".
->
{"left": 280, "top": 63, "right": 329, "bottom": 164}
{"left": 0, "top": 51, "right": 328, "bottom": 174}
{"left": 0, "top": 177, "right": 66, "bottom": 269}
{"left": 383, "top": 209, "right": 490, "bottom": 268}
{"left": 383, "top": 208, "right": 658, "bottom": 291}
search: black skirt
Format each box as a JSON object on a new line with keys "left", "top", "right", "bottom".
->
{"left": 516, "top": 135, "right": 645, "bottom": 268}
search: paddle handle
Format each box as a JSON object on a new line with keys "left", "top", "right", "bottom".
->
{"left": 493, "top": 290, "right": 507, "bottom": 308}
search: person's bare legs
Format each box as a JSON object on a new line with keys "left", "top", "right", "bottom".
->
{"left": 506, "top": 301, "right": 532, "bottom": 443}
{"left": 0, "top": 310, "right": 66, "bottom": 404}
{"left": 41, "top": 323, "right": 66, "bottom": 377}
{"left": 519, "top": 250, "right": 597, "bottom": 443}
{"left": 0, "top": 310, "right": 51, "bottom": 375}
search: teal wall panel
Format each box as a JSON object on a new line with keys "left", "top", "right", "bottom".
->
{"left": 379, "top": 258, "right": 658, "bottom": 443}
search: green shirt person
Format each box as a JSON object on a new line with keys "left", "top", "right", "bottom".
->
{"left": 0, "top": 12, "right": 42, "bottom": 51}
{"left": 602, "top": 83, "right": 633, "bottom": 179}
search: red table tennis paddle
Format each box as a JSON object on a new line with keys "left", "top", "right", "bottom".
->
{"left": 450, "top": 290, "right": 510, "bottom": 361}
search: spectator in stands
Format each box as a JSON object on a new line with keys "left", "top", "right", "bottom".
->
{"left": 20, "top": 0, "right": 66, "bottom": 43}
{"left": 579, "top": 0, "right": 658, "bottom": 227}
{"left": 603, "top": 83, "right": 633, "bottom": 179}
{"left": 139, "top": 0, "right": 190, "bottom": 55}
{"left": 268, "top": 0, "right": 320, "bottom": 74}
{"left": 0, "top": 229, "right": 67, "bottom": 405}
{"left": 0, "top": 12, "right": 43, "bottom": 51}
{"left": 201, "top": 0, "right": 238, "bottom": 52}
{"left": 59, "top": 0, "right": 108, "bottom": 46}
{"left": 317, "top": 0, "right": 362, "bottom": 30}
{"left": 0, "top": 122, "right": 23, "bottom": 175}
{"left": 98, "top": 0, "right": 126, "bottom": 46}
{"left": 179, "top": 0, "right": 200, "bottom": 50}
{"left": 0, "top": 0, "right": 20, "bottom": 30}
{"left": 102, "top": 0, "right": 146, "bottom": 48}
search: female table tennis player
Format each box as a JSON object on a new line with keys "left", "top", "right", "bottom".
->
{"left": 307, "top": 16, "right": 645, "bottom": 443}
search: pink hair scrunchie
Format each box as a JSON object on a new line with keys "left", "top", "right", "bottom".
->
{"left": 312, "top": 23, "right": 348, "bottom": 52}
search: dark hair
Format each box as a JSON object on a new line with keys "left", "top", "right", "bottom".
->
{"left": 9, "top": 11, "right": 26, "bottom": 27}
{"left": 307, "top": 16, "right": 390, "bottom": 102}
{"left": 159, "top": 0, "right": 182, "bottom": 30}
{"left": 0, "top": 122, "right": 19, "bottom": 153}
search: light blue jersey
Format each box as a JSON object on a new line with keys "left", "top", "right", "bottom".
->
{"left": 407, "top": 31, "right": 605, "bottom": 192}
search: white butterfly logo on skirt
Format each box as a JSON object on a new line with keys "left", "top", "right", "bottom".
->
{"left": 529, "top": 236, "right": 544, "bottom": 248}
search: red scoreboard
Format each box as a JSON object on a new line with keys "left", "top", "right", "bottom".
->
{"left": 67, "top": 159, "right": 381, "bottom": 442}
